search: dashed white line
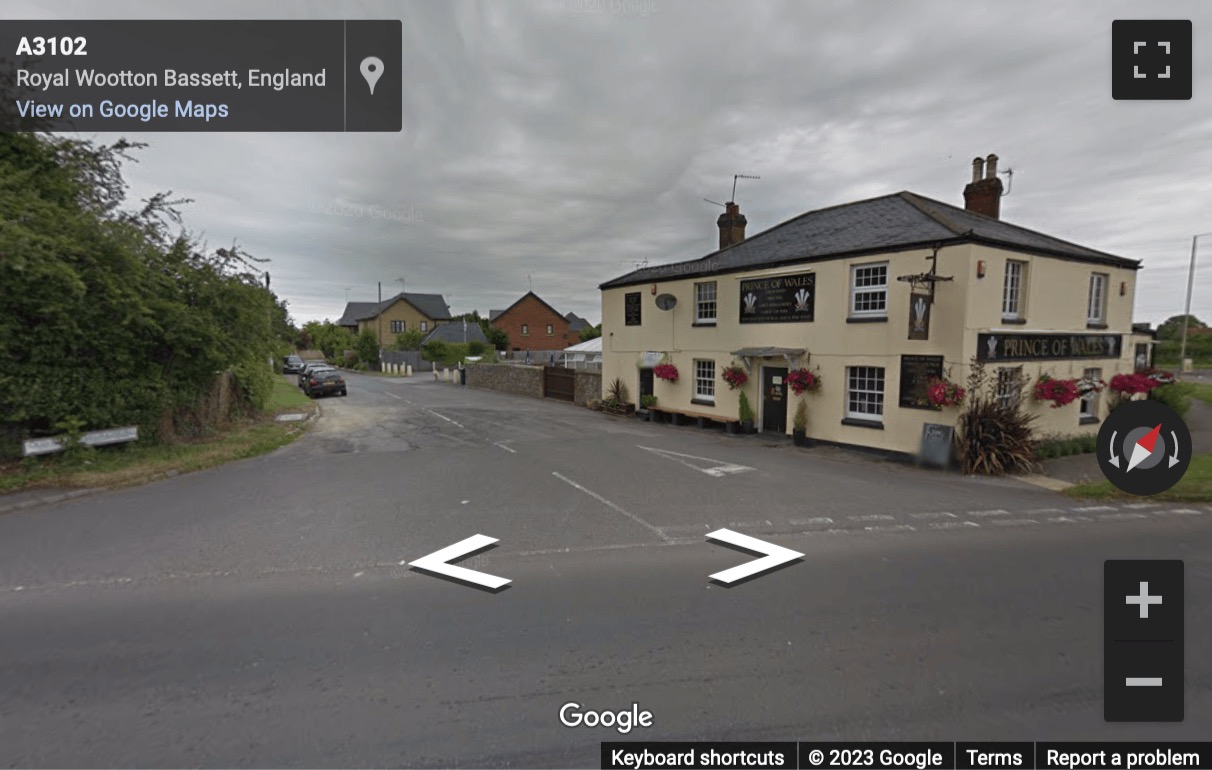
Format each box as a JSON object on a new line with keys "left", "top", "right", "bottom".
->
{"left": 425, "top": 409, "right": 464, "bottom": 429}
{"left": 967, "top": 509, "right": 1011, "bottom": 517}
{"left": 989, "top": 518, "right": 1040, "bottom": 527}
{"left": 927, "top": 521, "right": 980, "bottom": 530}
{"left": 1072, "top": 505, "right": 1117, "bottom": 513}
{"left": 790, "top": 517, "right": 834, "bottom": 526}
{"left": 1045, "top": 516, "right": 1094, "bottom": 524}
{"left": 1023, "top": 508, "right": 1065, "bottom": 515}
{"left": 1153, "top": 509, "right": 1203, "bottom": 517}
{"left": 383, "top": 392, "right": 402, "bottom": 400}
{"left": 910, "top": 511, "right": 957, "bottom": 520}
{"left": 552, "top": 472, "right": 671, "bottom": 542}
{"left": 1101, "top": 513, "right": 1149, "bottom": 521}
{"left": 1124, "top": 502, "right": 1161, "bottom": 509}
{"left": 494, "top": 442, "right": 517, "bottom": 454}
{"left": 850, "top": 514, "right": 895, "bottom": 522}
{"left": 727, "top": 521, "right": 768, "bottom": 530}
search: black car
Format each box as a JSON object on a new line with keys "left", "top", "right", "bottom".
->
{"left": 283, "top": 355, "right": 304, "bottom": 374}
{"left": 297, "top": 361, "right": 332, "bottom": 387}
{"left": 304, "top": 369, "right": 347, "bottom": 398}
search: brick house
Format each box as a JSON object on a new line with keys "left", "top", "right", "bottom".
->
{"left": 489, "top": 292, "right": 585, "bottom": 351}
{"left": 337, "top": 292, "right": 453, "bottom": 347}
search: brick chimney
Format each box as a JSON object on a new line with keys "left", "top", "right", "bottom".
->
{"left": 962, "top": 153, "right": 1004, "bottom": 219}
{"left": 717, "top": 201, "right": 747, "bottom": 250}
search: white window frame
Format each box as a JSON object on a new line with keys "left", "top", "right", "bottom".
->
{"left": 845, "top": 366, "right": 885, "bottom": 421}
{"left": 1087, "top": 273, "right": 1108, "bottom": 325}
{"left": 546, "top": 324, "right": 554, "bottom": 335}
{"left": 695, "top": 282, "right": 717, "bottom": 323}
{"left": 520, "top": 323, "right": 528, "bottom": 336}
{"left": 849, "top": 262, "right": 889, "bottom": 317}
{"left": 694, "top": 359, "right": 716, "bottom": 402}
{"left": 995, "top": 366, "right": 1023, "bottom": 409}
{"left": 390, "top": 320, "right": 405, "bottom": 333}
{"left": 420, "top": 321, "right": 429, "bottom": 332}
{"left": 1080, "top": 367, "right": 1101, "bottom": 420}
{"left": 1002, "top": 260, "right": 1026, "bottom": 320}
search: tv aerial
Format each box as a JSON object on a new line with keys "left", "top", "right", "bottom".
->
{"left": 704, "top": 174, "right": 761, "bottom": 208}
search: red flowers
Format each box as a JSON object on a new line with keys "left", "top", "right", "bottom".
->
{"left": 653, "top": 363, "right": 679, "bottom": 383}
{"left": 721, "top": 364, "right": 748, "bottom": 390}
{"left": 1032, "top": 375, "right": 1080, "bottom": 408}
{"left": 925, "top": 377, "right": 965, "bottom": 407}
{"left": 1109, "top": 373, "right": 1154, "bottom": 394}
{"left": 786, "top": 368, "right": 821, "bottom": 396}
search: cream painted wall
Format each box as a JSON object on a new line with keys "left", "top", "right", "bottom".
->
{"left": 602, "top": 244, "right": 1142, "bottom": 455}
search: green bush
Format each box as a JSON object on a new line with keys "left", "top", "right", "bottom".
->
{"left": 738, "top": 391, "right": 755, "bottom": 423}
{"left": 1035, "top": 433, "right": 1099, "bottom": 460}
{"left": 466, "top": 340, "right": 487, "bottom": 356}
{"left": 1149, "top": 382, "right": 1191, "bottom": 417}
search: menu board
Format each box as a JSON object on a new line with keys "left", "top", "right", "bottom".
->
{"left": 919, "top": 423, "right": 955, "bottom": 469}
{"left": 625, "top": 292, "right": 642, "bottom": 326}
{"left": 899, "top": 354, "right": 944, "bottom": 410}
{"left": 739, "top": 272, "right": 814, "bottom": 324}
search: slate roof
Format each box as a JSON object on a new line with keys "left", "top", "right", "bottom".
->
{"left": 423, "top": 321, "right": 488, "bottom": 345}
{"left": 564, "top": 312, "right": 590, "bottom": 331}
{"left": 599, "top": 191, "right": 1140, "bottom": 290}
{"left": 336, "top": 292, "right": 453, "bottom": 326}
{"left": 488, "top": 309, "right": 505, "bottom": 321}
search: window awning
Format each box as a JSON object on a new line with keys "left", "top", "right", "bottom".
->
{"left": 730, "top": 347, "right": 807, "bottom": 370}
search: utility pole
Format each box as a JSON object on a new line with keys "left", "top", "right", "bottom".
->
{"left": 1180, "top": 232, "right": 1212, "bottom": 369}
{"left": 377, "top": 281, "right": 383, "bottom": 361}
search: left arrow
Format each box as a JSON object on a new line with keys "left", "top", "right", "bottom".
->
{"left": 408, "top": 534, "right": 511, "bottom": 590}
{"left": 706, "top": 529, "right": 804, "bottom": 585}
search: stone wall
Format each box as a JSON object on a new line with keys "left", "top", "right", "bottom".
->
{"left": 466, "top": 363, "right": 544, "bottom": 399}
{"left": 573, "top": 370, "right": 602, "bottom": 407}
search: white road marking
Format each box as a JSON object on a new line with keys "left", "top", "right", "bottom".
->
{"left": 636, "top": 445, "right": 755, "bottom": 478}
{"left": 552, "top": 472, "right": 671, "bottom": 542}
{"left": 989, "top": 518, "right": 1039, "bottom": 526}
{"left": 927, "top": 521, "right": 980, "bottom": 530}
{"left": 803, "top": 528, "right": 854, "bottom": 536}
{"left": 967, "top": 509, "right": 1011, "bottom": 517}
{"left": 1101, "top": 513, "right": 1149, "bottom": 521}
{"left": 790, "top": 517, "right": 834, "bottom": 526}
{"left": 354, "top": 572, "right": 364, "bottom": 578}
{"left": 727, "top": 520, "right": 767, "bottom": 529}
{"left": 864, "top": 524, "right": 915, "bottom": 533}
{"left": 910, "top": 511, "right": 957, "bottom": 520}
{"left": 850, "top": 514, "right": 895, "bottom": 522}
{"left": 1072, "top": 505, "right": 1117, "bottom": 512}
{"left": 1153, "top": 508, "right": 1202, "bottom": 516}
{"left": 426, "top": 409, "right": 464, "bottom": 428}
{"left": 1124, "top": 502, "right": 1161, "bottom": 509}
{"left": 383, "top": 392, "right": 402, "bottom": 400}
{"left": 656, "top": 524, "right": 712, "bottom": 534}
{"left": 1022, "top": 508, "right": 1065, "bottom": 514}
{"left": 493, "top": 442, "right": 517, "bottom": 454}
{"left": 1045, "top": 516, "right": 1094, "bottom": 524}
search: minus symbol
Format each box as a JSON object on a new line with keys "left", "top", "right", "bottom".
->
{"left": 1125, "top": 677, "right": 1163, "bottom": 687}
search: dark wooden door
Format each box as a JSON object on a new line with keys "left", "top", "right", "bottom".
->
{"left": 762, "top": 367, "right": 788, "bottom": 433}
{"left": 543, "top": 366, "right": 575, "bottom": 402}
{"left": 638, "top": 368, "right": 654, "bottom": 399}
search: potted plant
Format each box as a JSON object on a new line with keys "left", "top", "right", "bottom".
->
{"left": 738, "top": 391, "right": 756, "bottom": 433}
{"left": 639, "top": 394, "right": 657, "bottom": 421}
{"left": 792, "top": 399, "right": 809, "bottom": 446}
{"left": 602, "top": 378, "right": 634, "bottom": 415}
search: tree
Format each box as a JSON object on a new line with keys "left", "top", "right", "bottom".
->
{"left": 354, "top": 329, "right": 380, "bottom": 364}
{"left": 394, "top": 329, "right": 425, "bottom": 351}
{"left": 422, "top": 339, "right": 449, "bottom": 363}
{"left": 302, "top": 321, "right": 354, "bottom": 358}
{"left": 1157, "top": 314, "right": 1206, "bottom": 341}
{"left": 485, "top": 326, "right": 509, "bottom": 351}
{"left": 579, "top": 323, "right": 602, "bottom": 342}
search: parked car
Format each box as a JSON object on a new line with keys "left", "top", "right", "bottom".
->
{"left": 283, "top": 355, "right": 304, "bottom": 374}
{"left": 304, "top": 369, "right": 347, "bottom": 398}
{"left": 297, "top": 361, "right": 332, "bottom": 387}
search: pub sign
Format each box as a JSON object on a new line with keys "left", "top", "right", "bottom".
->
{"left": 739, "top": 272, "right": 815, "bottom": 324}
{"left": 977, "top": 332, "right": 1122, "bottom": 362}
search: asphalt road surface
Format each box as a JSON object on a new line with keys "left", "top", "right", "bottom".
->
{"left": 1, "top": 373, "right": 1209, "bottom": 768}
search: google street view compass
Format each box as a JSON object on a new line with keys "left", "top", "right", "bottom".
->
{"left": 1097, "top": 400, "right": 1192, "bottom": 496}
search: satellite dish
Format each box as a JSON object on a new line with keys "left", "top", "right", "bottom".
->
{"left": 655, "top": 294, "right": 677, "bottom": 311}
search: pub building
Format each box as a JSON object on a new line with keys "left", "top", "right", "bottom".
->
{"left": 598, "top": 155, "right": 1154, "bottom": 458}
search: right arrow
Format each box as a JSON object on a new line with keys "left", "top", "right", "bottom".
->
{"left": 706, "top": 529, "right": 803, "bottom": 585}
{"left": 409, "top": 535, "right": 511, "bottom": 590}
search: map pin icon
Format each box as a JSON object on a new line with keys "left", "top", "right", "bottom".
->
{"left": 360, "top": 56, "right": 383, "bottom": 95}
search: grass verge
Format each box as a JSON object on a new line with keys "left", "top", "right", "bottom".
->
{"left": 1064, "top": 452, "right": 1212, "bottom": 503}
{"left": 0, "top": 376, "right": 316, "bottom": 496}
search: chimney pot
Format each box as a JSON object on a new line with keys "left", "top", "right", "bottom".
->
{"left": 962, "top": 153, "right": 1004, "bottom": 219}
{"left": 985, "top": 153, "right": 999, "bottom": 179}
{"left": 971, "top": 157, "right": 985, "bottom": 183}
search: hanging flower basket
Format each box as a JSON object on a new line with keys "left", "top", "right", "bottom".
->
{"left": 786, "top": 368, "right": 821, "bottom": 396}
{"left": 1143, "top": 368, "right": 1176, "bottom": 386}
{"left": 925, "top": 376, "right": 966, "bottom": 407}
{"left": 1109, "top": 372, "right": 1157, "bottom": 395}
{"left": 1075, "top": 376, "right": 1106, "bottom": 395}
{"left": 653, "top": 363, "right": 679, "bottom": 383}
{"left": 721, "top": 364, "right": 748, "bottom": 390}
{"left": 1032, "top": 374, "right": 1080, "bottom": 408}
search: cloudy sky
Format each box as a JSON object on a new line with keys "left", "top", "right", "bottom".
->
{"left": 9, "top": 0, "right": 1211, "bottom": 327}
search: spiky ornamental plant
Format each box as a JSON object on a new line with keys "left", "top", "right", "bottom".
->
{"left": 955, "top": 359, "right": 1039, "bottom": 476}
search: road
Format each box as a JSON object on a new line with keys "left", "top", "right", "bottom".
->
{"left": 1, "top": 372, "right": 1208, "bottom": 767}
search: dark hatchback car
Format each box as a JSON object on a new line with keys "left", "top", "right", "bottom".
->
{"left": 283, "top": 355, "right": 304, "bottom": 374}
{"left": 297, "top": 361, "right": 331, "bottom": 387}
{"left": 304, "top": 369, "right": 347, "bottom": 398}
